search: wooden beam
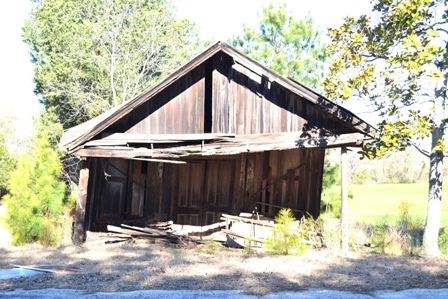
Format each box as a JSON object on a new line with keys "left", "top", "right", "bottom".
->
{"left": 221, "top": 229, "right": 266, "bottom": 243}
{"left": 73, "top": 133, "right": 369, "bottom": 159}
{"left": 74, "top": 147, "right": 181, "bottom": 159}
{"left": 73, "top": 159, "right": 89, "bottom": 245}
{"left": 221, "top": 214, "right": 275, "bottom": 227}
{"left": 131, "top": 158, "right": 186, "bottom": 164}
{"left": 340, "top": 147, "right": 349, "bottom": 251}
{"left": 254, "top": 202, "right": 304, "bottom": 215}
{"left": 102, "top": 132, "right": 235, "bottom": 141}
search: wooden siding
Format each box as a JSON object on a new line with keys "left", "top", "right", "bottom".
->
{"left": 61, "top": 42, "right": 376, "bottom": 154}
{"left": 84, "top": 148, "right": 325, "bottom": 232}
{"left": 210, "top": 52, "right": 356, "bottom": 136}
{"left": 107, "top": 65, "right": 205, "bottom": 135}
{"left": 99, "top": 52, "right": 356, "bottom": 141}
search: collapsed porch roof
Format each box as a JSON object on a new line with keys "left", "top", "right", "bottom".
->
{"left": 73, "top": 132, "right": 368, "bottom": 163}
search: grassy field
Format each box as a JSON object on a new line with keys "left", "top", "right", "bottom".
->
{"left": 346, "top": 183, "right": 448, "bottom": 228}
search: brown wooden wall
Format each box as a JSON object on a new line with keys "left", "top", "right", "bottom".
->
{"left": 85, "top": 148, "right": 325, "bottom": 232}
{"left": 107, "top": 66, "right": 206, "bottom": 134}
{"left": 102, "top": 52, "right": 351, "bottom": 137}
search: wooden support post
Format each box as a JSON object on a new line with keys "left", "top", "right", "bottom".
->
{"left": 73, "top": 159, "right": 90, "bottom": 245}
{"left": 340, "top": 147, "right": 349, "bottom": 251}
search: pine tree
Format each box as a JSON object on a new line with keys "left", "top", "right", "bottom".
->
{"left": 230, "top": 2, "right": 327, "bottom": 90}
{"left": 4, "top": 133, "right": 66, "bottom": 246}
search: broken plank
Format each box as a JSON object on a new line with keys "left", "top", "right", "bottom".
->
{"left": 102, "top": 133, "right": 236, "bottom": 141}
{"left": 220, "top": 214, "right": 275, "bottom": 227}
{"left": 100, "top": 233, "right": 132, "bottom": 239}
{"left": 107, "top": 225, "right": 156, "bottom": 237}
{"left": 130, "top": 157, "right": 186, "bottom": 164}
{"left": 10, "top": 264, "right": 58, "bottom": 274}
{"left": 221, "top": 229, "right": 265, "bottom": 243}
{"left": 171, "top": 221, "right": 226, "bottom": 236}
{"left": 121, "top": 224, "right": 171, "bottom": 237}
{"left": 147, "top": 220, "right": 173, "bottom": 228}
{"left": 26, "top": 264, "right": 82, "bottom": 273}
{"left": 120, "top": 224, "right": 181, "bottom": 242}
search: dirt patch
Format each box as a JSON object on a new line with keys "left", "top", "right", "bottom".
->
{"left": 1, "top": 241, "right": 448, "bottom": 295}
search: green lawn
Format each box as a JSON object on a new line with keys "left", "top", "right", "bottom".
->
{"left": 346, "top": 183, "right": 448, "bottom": 228}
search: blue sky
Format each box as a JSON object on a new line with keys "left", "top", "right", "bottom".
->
{"left": 0, "top": 0, "right": 373, "bottom": 134}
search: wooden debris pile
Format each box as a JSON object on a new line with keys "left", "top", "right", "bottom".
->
{"left": 105, "top": 224, "right": 205, "bottom": 245}
{"left": 146, "top": 221, "right": 174, "bottom": 233}
{"left": 221, "top": 213, "right": 325, "bottom": 250}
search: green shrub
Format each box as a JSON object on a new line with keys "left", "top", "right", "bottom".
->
{"left": 321, "top": 186, "right": 354, "bottom": 218}
{"left": 265, "top": 208, "right": 310, "bottom": 255}
{"left": 370, "top": 217, "right": 402, "bottom": 255}
{"left": 3, "top": 134, "right": 67, "bottom": 246}
{"left": 369, "top": 204, "right": 424, "bottom": 256}
{"left": 439, "top": 227, "right": 448, "bottom": 255}
{"left": 352, "top": 170, "right": 367, "bottom": 185}
{"left": 0, "top": 129, "right": 16, "bottom": 199}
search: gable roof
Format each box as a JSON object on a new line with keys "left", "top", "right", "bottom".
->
{"left": 60, "top": 41, "right": 376, "bottom": 154}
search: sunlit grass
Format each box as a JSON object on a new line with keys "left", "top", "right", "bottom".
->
{"left": 345, "top": 183, "right": 448, "bottom": 228}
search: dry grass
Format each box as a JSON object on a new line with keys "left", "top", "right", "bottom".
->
{"left": 2, "top": 205, "right": 448, "bottom": 295}
{"left": 1, "top": 239, "right": 448, "bottom": 295}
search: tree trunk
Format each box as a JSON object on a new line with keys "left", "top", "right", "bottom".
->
{"left": 421, "top": 98, "right": 444, "bottom": 256}
{"left": 340, "top": 147, "right": 349, "bottom": 251}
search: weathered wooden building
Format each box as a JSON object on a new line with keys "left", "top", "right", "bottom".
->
{"left": 60, "top": 41, "right": 376, "bottom": 243}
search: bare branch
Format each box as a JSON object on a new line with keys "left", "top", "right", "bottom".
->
{"left": 410, "top": 141, "right": 430, "bottom": 158}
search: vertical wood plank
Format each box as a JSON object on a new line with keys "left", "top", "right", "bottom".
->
{"left": 245, "top": 154, "right": 255, "bottom": 212}
{"left": 140, "top": 173, "right": 146, "bottom": 217}
{"left": 163, "top": 163, "right": 177, "bottom": 217}
{"left": 234, "top": 153, "right": 246, "bottom": 214}
{"left": 131, "top": 161, "right": 143, "bottom": 216}
{"left": 341, "top": 147, "right": 349, "bottom": 251}
{"left": 314, "top": 148, "right": 325, "bottom": 217}
{"left": 206, "top": 161, "right": 218, "bottom": 205}
{"left": 148, "top": 162, "right": 164, "bottom": 216}
{"left": 74, "top": 159, "right": 89, "bottom": 245}
{"left": 84, "top": 158, "right": 96, "bottom": 232}
{"left": 90, "top": 159, "right": 104, "bottom": 232}
{"left": 212, "top": 67, "right": 219, "bottom": 133}
{"left": 196, "top": 74, "right": 205, "bottom": 133}
{"left": 227, "top": 63, "right": 235, "bottom": 134}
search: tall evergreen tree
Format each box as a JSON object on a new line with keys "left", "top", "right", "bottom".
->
{"left": 24, "top": 0, "right": 206, "bottom": 128}
{"left": 230, "top": 2, "right": 327, "bottom": 90}
{"left": 0, "top": 117, "right": 17, "bottom": 198}
{"left": 3, "top": 110, "right": 67, "bottom": 246}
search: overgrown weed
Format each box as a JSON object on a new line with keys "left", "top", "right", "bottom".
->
{"left": 364, "top": 201, "right": 424, "bottom": 255}
{"left": 197, "top": 237, "right": 223, "bottom": 255}
{"left": 265, "top": 209, "right": 321, "bottom": 255}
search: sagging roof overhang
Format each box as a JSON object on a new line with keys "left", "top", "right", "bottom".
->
{"left": 60, "top": 41, "right": 377, "bottom": 158}
{"left": 70, "top": 132, "right": 371, "bottom": 164}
